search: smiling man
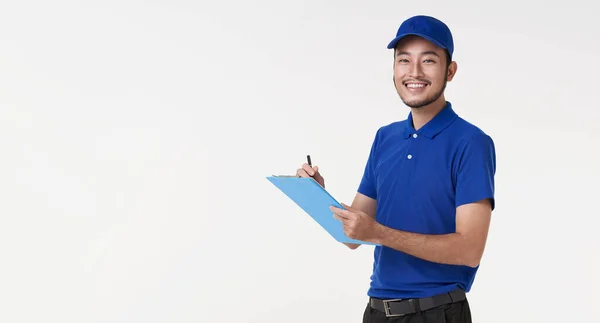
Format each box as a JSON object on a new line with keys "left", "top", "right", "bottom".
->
{"left": 297, "top": 15, "right": 496, "bottom": 323}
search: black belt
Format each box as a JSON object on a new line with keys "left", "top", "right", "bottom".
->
{"left": 369, "top": 289, "right": 466, "bottom": 317}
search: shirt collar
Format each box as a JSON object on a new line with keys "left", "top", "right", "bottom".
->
{"left": 404, "top": 101, "right": 458, "bottom": 139}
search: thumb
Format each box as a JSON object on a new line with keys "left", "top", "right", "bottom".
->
{"left": 341, "top": 202, "right": 353, "bottom": 210}
{"left": 313, "top": 165, "right": 319, "bottom": 173}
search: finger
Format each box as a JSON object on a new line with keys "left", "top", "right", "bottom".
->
{"left": 330, "top": 206, "right": 344, "bottom": 215}
{"left": 334, "top": 214, "right": 351, "bottom": 227}
{"left": 301, "top": 163, "right": 317, "bottom": 176}
{"left": 332, "top": 210, "right": 343, "bottom": 220}
{"left": 341, "top": 203, "right": 368, "bottom": 219}
{"left": 341, "top": 202, "right": 354, "bottom": 211}
{"left": 296, "top": 168, "right": 311, "bottom": 178}
{"left": 330, "top": 206, "right": 354, "bottom": 219}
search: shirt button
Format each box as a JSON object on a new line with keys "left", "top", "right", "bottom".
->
{"left": 407, "top": 154, "right": 412, "bottom": 159}
{"left": 413, "top": 134, "right": 418, "bottom": 138}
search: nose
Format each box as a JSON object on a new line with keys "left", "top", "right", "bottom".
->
{"left": 408, "top": 62, "right": 424, "bottom": 79}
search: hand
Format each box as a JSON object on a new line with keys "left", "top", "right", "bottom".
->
{"left": 296, "top": 163, "right": 325, "bottom": 187}
{"left": 330, "top": 203, "right": 381, "bottom": 243}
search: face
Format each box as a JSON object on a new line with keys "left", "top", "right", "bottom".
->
{"left": 393, "top": 35, "right": 457, "bottom": 109}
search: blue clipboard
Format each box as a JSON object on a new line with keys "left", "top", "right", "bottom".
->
{"left": 266, "top": 175, "right": 379, "bottom": 245}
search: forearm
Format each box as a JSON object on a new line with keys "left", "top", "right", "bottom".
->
{"left": 372, "top": 224, "right": 481, "bottom": 267}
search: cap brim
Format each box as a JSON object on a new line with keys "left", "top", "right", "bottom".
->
{"left": 387, "top": 32, "right": 447, "bottom": 50}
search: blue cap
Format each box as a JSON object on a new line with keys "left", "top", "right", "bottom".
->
{"left": 387, "top": 15, "right": 454, "bottom": 59}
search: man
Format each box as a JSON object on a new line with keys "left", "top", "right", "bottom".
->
{"left": 296, "top": 15, "right": 496, "bottom": 323}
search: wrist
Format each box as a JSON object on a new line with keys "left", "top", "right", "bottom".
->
{"left": 371, "top": 223, "right": 388, "bottom": 245}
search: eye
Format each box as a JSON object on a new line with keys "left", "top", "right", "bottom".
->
{"left": 397, "top": 58, "right": 409, "bottom": 63}
{"left": 423, "top": 59, "right": 436, "bottom": 63}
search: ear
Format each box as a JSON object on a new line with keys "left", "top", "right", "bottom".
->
{"left": 447, "top": 61, "right": 458, "bottom": 82}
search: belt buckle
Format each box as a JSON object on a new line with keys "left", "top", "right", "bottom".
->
{"left": 382, "top": 299, "right": 404, "bottom": 317}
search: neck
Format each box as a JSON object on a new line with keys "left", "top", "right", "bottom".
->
{"left": 410, "top": 97, "right": 447, "bottom": 130}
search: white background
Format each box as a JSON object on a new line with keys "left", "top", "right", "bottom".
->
{"left": 1, "top": 1, "right": 599, "bottom": 322}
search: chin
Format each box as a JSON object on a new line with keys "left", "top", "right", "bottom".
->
{"left": 399, "top": 89, "right": 445, "bottom": 109}
{"left": 400, "top": 95, "right": 434, "bottom": 109}
{"left": 396, "top": 79, "right": 447, "bottom": 109}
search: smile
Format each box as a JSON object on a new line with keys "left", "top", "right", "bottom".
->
{"left": 405, "top": 83, "right": 428, "bottom": 88}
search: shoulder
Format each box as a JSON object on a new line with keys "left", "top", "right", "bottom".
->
{"left": 452, "top": 116, "right": 492, "bottom": 139}
{"left": 362, "top": 120, "right": 409, "bottom": 159}
{"left": 450, "top": 116, "right": 495, "bottom": 150}
{"left": 373, "top": 120, "right": 408, "bottom": 141}
{"left": 378, "top": 119, "right": 407, "bottom": 133}
{"left": 448, "top": 117, "right": 496, "bottom": 175}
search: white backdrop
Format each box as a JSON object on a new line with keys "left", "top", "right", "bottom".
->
{"left": 1, "top": 1, "right": 599, "bottom": 322}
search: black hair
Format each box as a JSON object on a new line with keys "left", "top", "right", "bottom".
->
{"left": 444, "top": 49, "right": 452, "bottom": 68}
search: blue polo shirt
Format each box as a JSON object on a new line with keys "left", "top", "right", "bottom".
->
{"left": 358, "top": 101, "right": 496, "bottom": 299}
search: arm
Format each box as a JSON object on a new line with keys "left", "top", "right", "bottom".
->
{"left": 334, "top": 132, "right": 496, "bottom": 265}
{"left": 342, "top": 192, "right": 377, "bottom": 250}
{"left": 373, "top": 133, "right": 496, "bottom": 266}
{"left": 372, "top": 198, "right": 492, "bottom": 267}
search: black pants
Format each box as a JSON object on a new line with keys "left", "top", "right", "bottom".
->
{"left": 362, "top": 298, "right": 472, "bottom": 323}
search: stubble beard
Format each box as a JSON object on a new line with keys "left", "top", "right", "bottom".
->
{"left": 395, "top": 73, "right": 448, "bottom": 109}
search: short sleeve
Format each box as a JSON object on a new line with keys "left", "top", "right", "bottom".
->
{"left": 357, "top": 129, "right": 381, "bottom": 199}
{"left": 455, "top": 133, "right": 496, "bottom": 210}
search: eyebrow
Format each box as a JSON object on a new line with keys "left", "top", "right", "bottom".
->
{"left": 395, "top": 50, "right": 441, "bottom": 57}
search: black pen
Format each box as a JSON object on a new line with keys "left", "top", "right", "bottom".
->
{"left": 306, "top": 155, "right": 314, "bottom": 178}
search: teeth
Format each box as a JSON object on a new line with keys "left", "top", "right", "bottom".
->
{"left": 407, "top": 83, "right": 426, "bottom": 88}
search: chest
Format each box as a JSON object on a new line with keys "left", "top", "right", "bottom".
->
{"left": 373, "top": 137, "right": 459, "bottom": 232}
